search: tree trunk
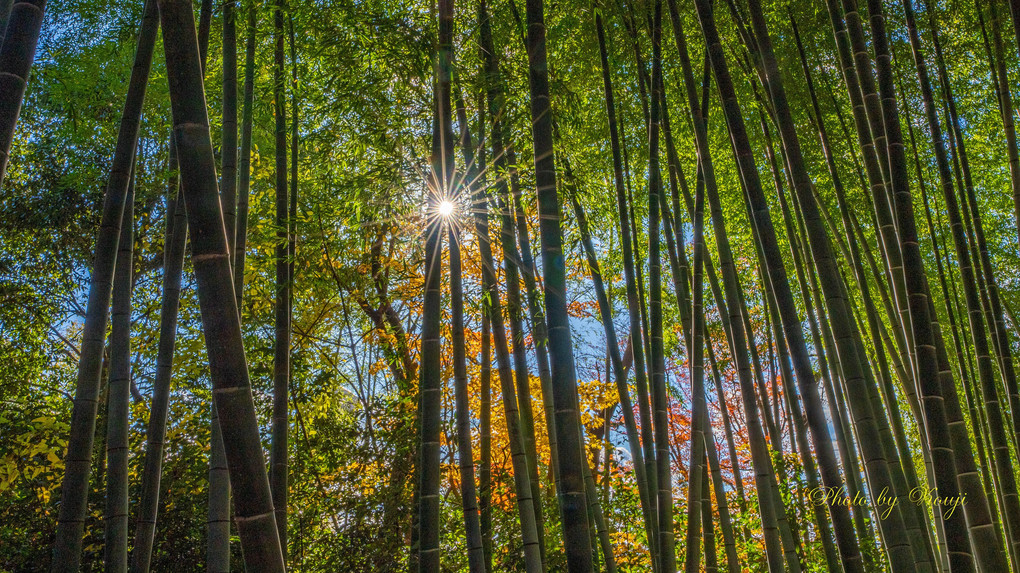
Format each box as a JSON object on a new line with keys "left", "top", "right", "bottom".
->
{"left": 523, "top": 0, "right": 593, "bottom": 569}
{"left": 131, "top": 161, "right": 188, "bottom": 573}
{"left": 220, "top": 0, "right": 237, "bottom": 255}
{"left": 668, "top": 4, "right": 790, "bottom": 570}
{"left": 157, "top": 0, "right": 284, "bottom": 568}
{"left": 51, "top": 0, "right": 156, "bottom": 565}
{"left": 449, "top": 222, "right": 486, "bottom": 573}
{"left": 416, "top": 0, "right": 452, "bottom": 568}
{"left": 233, "top": 1, "right": 257, "bottom": 308}
{"left": 104, "top": 172, "right": 134, "bottom": 573}
{"left": 472, "top": 5, "right": 544, "bottom": 570}
{"left": 682, "top": 129, "right": 707, "bottom": 573}
{"left": 0, "top": 0, "right": 45, "bottom": 185}
{"left": 643, "top": 5, "right": 676, "bottom": 572}
{"left": 269, "top": 0, "right": 291, "bottom": 561}
{"left": 479, "top": 313, "right": 493, "bottom": 572}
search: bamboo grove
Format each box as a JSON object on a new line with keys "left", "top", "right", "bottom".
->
{"left": 1, "top": 0, "right": 1019, "bottom": 569}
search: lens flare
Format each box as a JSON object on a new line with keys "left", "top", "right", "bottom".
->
{"left": 439, "top": 200, "right": 454, "bottom": 217}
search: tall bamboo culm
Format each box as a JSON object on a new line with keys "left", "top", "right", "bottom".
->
{"left": 104, "top": 172, "right": 135, "bottom": 573}
{"left": 156, "top": 0, "right": 284, "bottom": 568}
{"left": 524, "top": 0, "right": 593, "bottom": 569}
{"left": 0, "top": 0, "right": 45, "bottom": 186}
{"left": 269, "top": 0, "right": 291, "bottom": 562}
{"left": 416, "top": 0, "right": 453, "bottom": 567}
{"left": 51, "top": 0, "right": 156, "bottom": 566}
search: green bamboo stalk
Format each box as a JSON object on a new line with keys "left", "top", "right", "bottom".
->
{"left": 480, "top": 313, "right": 493, "bottom": 572}
{"left": 131, "top": 154, "right": 187, "bottom": 573}
{"left": 682, "top": 132, "right": 708, "bottom": 573}
{"left": 417, "top": 0, "right": 454, "bottom": 566}
{"left": 233, "top": 1, "right": 257, "bottom": 309}
{"left": 449, "top": 222, "right": 486, "bottom": 573}
{"left": 51, "top": 0, "right": 156, "bottom": 565}
{"left": 220, "top": 0, "right": 237, "bottom": 255}
{"left": 986, "top": 0, "right": 1020, "bottom": 244}
{"left": 669, "top": 3, "right": 791, "bottom": 569}
{"left": 643, "top": 5, "right": 677, "bottom": 571}
{"left": 524, "top": 0, "right": 593, "bottom": 568}
{"left": 104, "top": 171, "right": 134, "bottom": 573}
{"left": 702, "top": 400, "right": 740, "bottom": 573}
{"left": 157, "top": 0, "right": 284, "bottom": 568}
{"left": 900, "top": 0, "right": 1018, "bottom": 566}
{"left": 269, "top": 0, "right": 291, "bottom": 559}
{"left": 0, "top": 0, "right": 45, "bottom": 185}
{"left": 788, "top": 27, "right": 915, "bottom": 551}
{"left": 593, "top": 10, "right": 659, "bottom": 558}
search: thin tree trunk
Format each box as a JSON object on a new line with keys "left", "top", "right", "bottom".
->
{"left": 233, "top": 1, "right": 257, "bottom": 308}
{"left": 288, "top": 13, "right": 298, "bottom": 303}
{"left": 701, "top": 460, "right": 717, "bottom": 573}
{"left": 269, "top": 0, "right": 290, "bottom": 560}
{"left": 417, "top": 0, "right": 453, "bottom": 567}
{"left": 523, "top": 0, "right": 592, "bottom": 569}
{"left": 644, "top": 5, "right": 676, "bottom": 572}
{"left": 220, "top": 0, "right": 237, "bottom": 256}
{"left": 204, "top": 0, "right": 231, "bottom": 567}
{"left": 157, "top": 0, "right": 284, "bottom": 568}
{"left": 472, "top": 6, "right": 543, "bottom": 570}
{"left": 580, "top": 445, "right": 617, "bottom": 573}
{"left": 0, "top": 0, "right": 45, "bottom": 185}
{"left": 703, "top": 396, "right": 741, "bottom": 573}
{"left": 480, "top": 313, "right": 493, "bottom": 572}
{"left": 130, "top": 157, "right": 187, "bottom": 573}
{"left": 707, "top": 344, "right": 746, "bottom": 513}
{"left": 104, "top": 172, "right": 134, "bottom": 573}
{"left": 449, "top": 223, "right": 486, "bottom": 573}
{"left": 682, "top": 135, "right": 707, "bottom": 573}
{"left": 51, "top": 0, "right": 156, "bottom": 565}
{"left": 668, "top": 4, "right": 790, "bottom": 570}
{"left": 900, "top": 0, "right": 1018, "bottom": 567}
